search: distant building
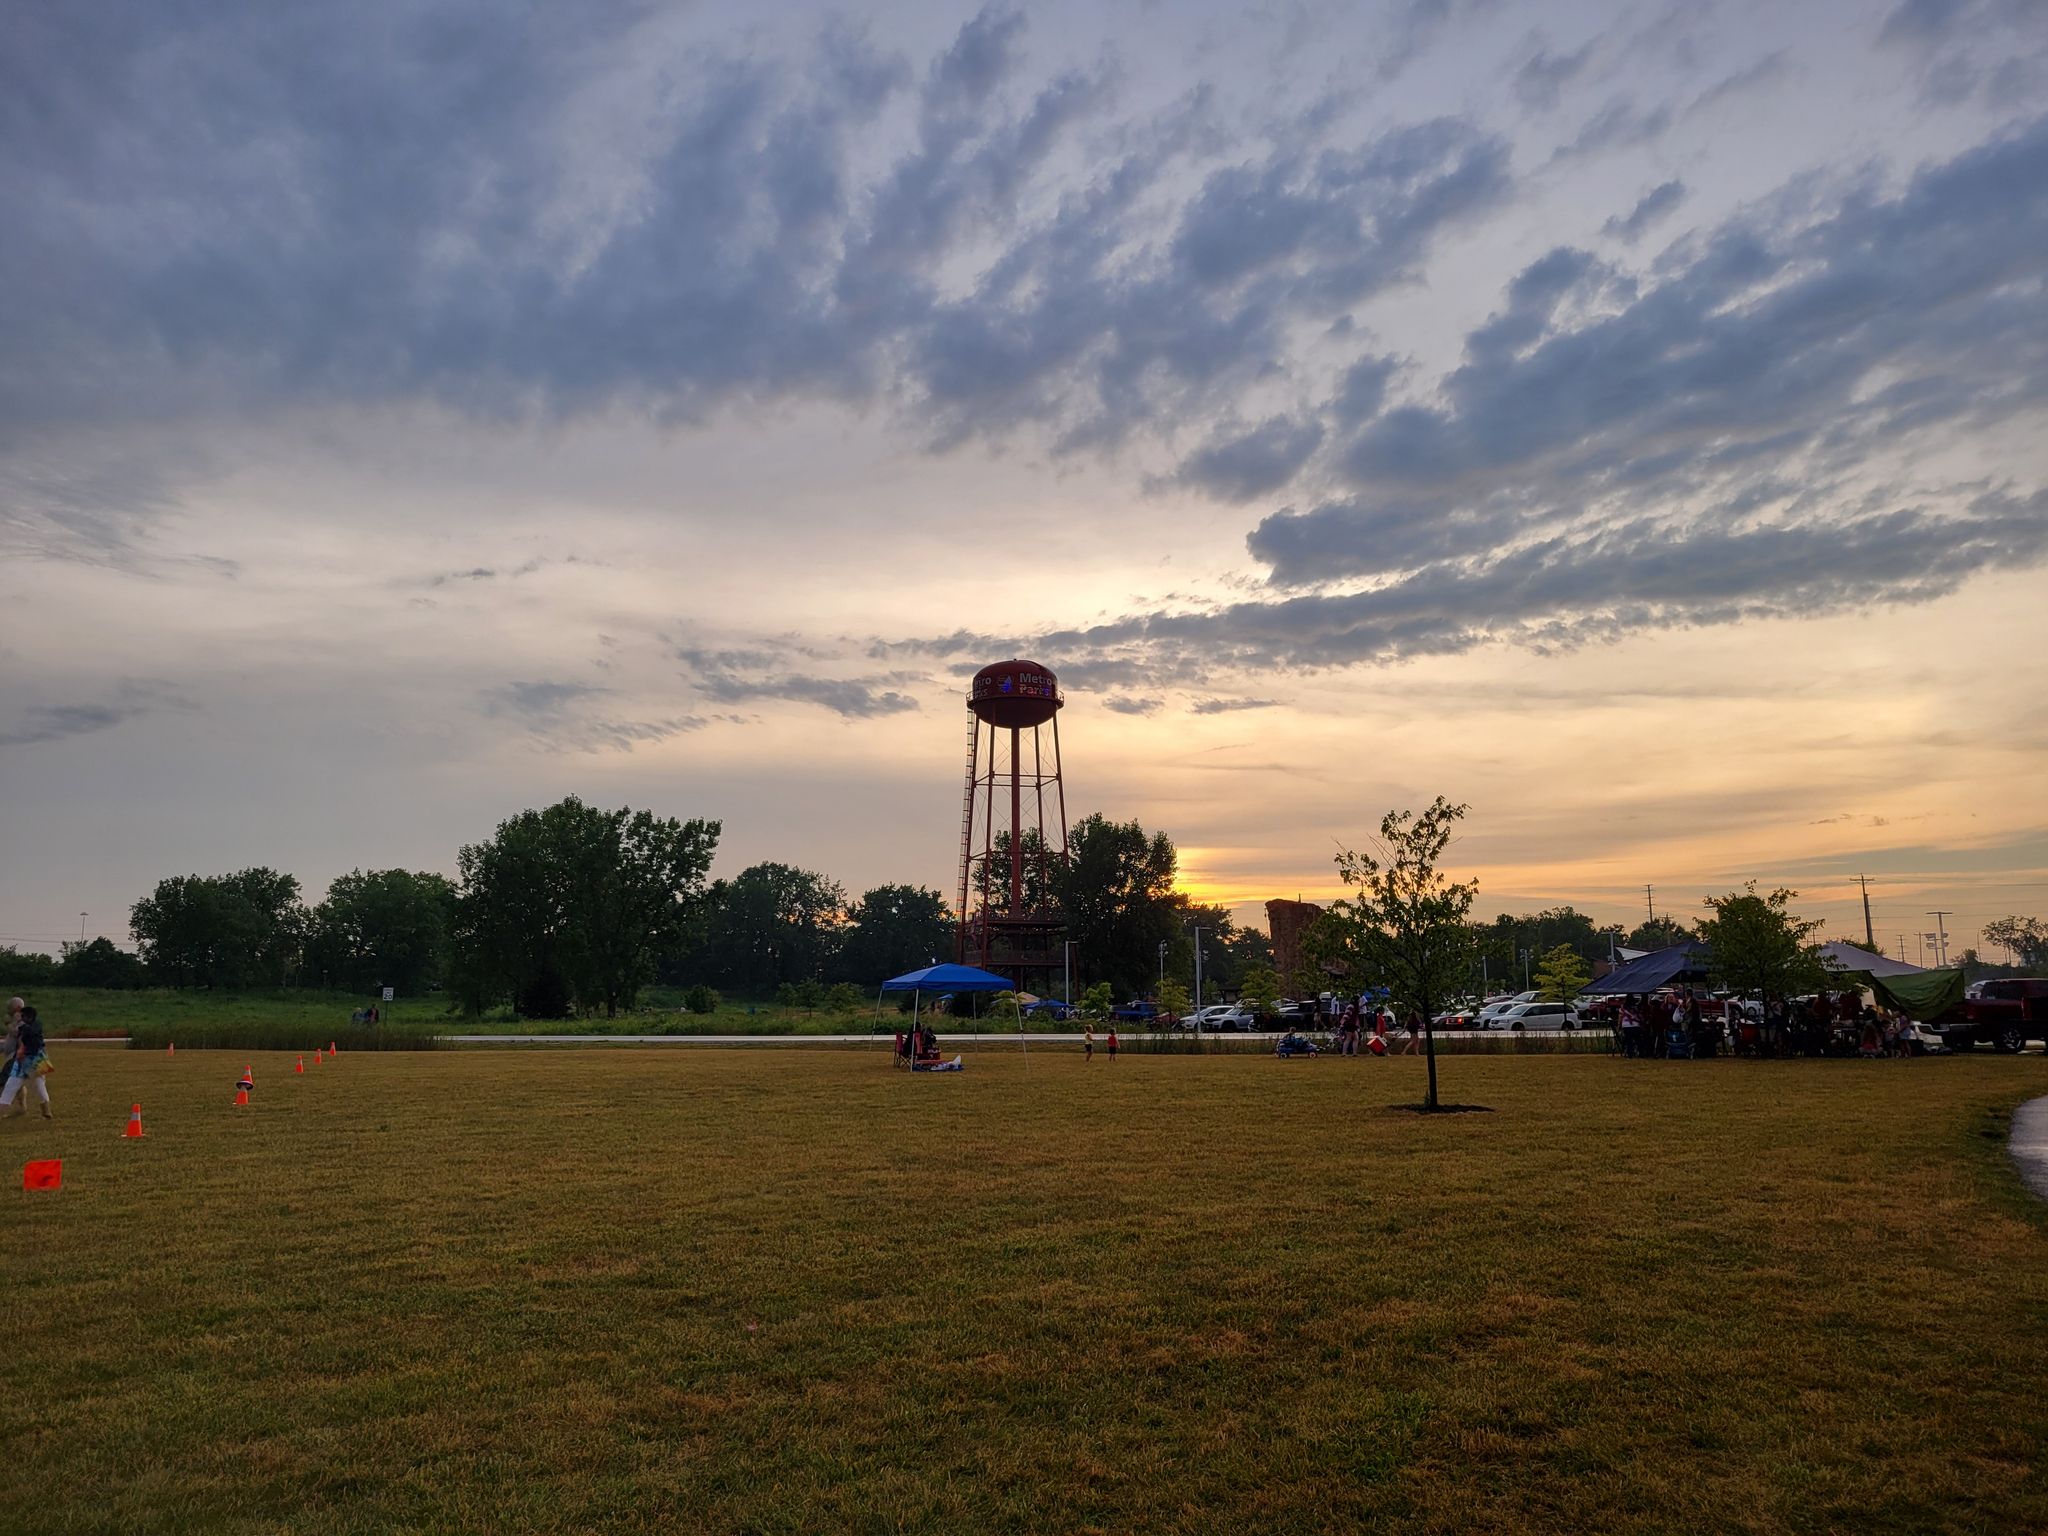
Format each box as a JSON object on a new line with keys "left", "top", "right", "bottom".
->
{"left": 1265, "top": 898, "right": 1324, "bottom": 985}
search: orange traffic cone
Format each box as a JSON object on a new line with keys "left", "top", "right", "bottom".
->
{"left": 329, "top": 1040, "right": 337, "bottom": 1055}
{"left": 313, "top": 1049, "right": 322, "bottom": 1064}
{"left": 234, "top": 1068, "right": 253, "bottom": 1107}
{"left": 296, "top": 1056, "right": 304, "bottom": 1074}
{"left": 167, "top": 1042, "right": 175, "bottom": 1057}
{"left": 123, "top": 1103, "right": 146, "bottom": 1138}
{"left": 233, "top": 1088, "right": 250, "bottom": 1107}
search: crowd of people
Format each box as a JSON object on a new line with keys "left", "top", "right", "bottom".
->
{"left": 1613, "top": 987, "right": 1922, "bottom": 1059}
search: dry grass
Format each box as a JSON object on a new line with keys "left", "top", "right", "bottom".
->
{"left": 5, "top": 1045, "right": 2046, "bottom": 1534}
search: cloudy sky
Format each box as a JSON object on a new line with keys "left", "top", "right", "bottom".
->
{"left": 5, "top": 0, "right": 2047, "bottom": 962}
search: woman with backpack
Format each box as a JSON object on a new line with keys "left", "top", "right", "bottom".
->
{"left": 1, "top": 1003, "right": 52, "bottom": 1119}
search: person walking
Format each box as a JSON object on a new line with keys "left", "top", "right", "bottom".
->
{"left": 1083, "top": 1025, "right": 1095, "bottom": 1062}
{"left": 1, "top": 1004, "right": 52, "bottom": 1119}
{"left": 1401, "top": 1009, "right": 1422, "bottom": 1055}
{"left": 1106, "top": 1028, "right": 1119, "bottom": 1063}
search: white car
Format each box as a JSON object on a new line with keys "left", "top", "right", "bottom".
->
{"left": 1476, "top": 991, "right": 1540, "bottom": 1027}
{"left": 1179, "top": 1005, "right": 1239, "bottom": 1031}
{"left": 1495, "top": 1001, "right": 1581, "bottom": 1031}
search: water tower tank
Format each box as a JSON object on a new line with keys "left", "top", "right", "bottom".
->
{"left": 969, "top": 659, "right": 1062, "bottom": 729}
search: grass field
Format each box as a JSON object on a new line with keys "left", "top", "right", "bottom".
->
{"left": 6, "top": 1046, "right": 2047, "bottom": 1534}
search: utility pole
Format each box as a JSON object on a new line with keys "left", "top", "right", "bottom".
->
{"left": 1926, "top": 911, "right": 1952, "bottom": 968}
{"left": 79, "top": 912, "right": 88, "bottom": 945}
{"left": 1896, "top": 933, "right": 1907, "bottom": 963}
{"left": 1645, "top": 884, "right": 1655, "bottom": 925}
{"left": 1157, "top": 939, "right": 1168, "bottom": 991}
{"left": 1859, "top": 875, "right": 1875, "bottom": 950}
{"left": 1186, "top": 924, "right": 1207, "bottom": 1013}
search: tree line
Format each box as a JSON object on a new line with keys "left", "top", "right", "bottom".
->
{"left": 0, "top": 799, "right": 1274, "bottom": 1018}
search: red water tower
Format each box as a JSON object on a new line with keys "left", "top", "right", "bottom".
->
{"left": 957, "top": 659, "right": 1069, "bottom": 978}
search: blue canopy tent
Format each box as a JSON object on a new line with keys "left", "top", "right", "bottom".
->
{"left": 877, "top": 963, "right": 1020, "bottom": 1069}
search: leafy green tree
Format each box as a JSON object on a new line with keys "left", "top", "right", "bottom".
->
{"left": 1157, "top": 977, "right": 1191, "bottom": 1022}
{"left": 130, "top": 868, "right": 307, "bottom": 989}
{"left": 838, "top": 884, "right": 952, "bottom": 983}
{"left": 1474, "top": 906, "right": 1622, "bottom": 989}
{"left": 1079, "top": 981, "right": 1114, "bottom": 1021}
{"left": 682, "top": 984, "right": 720, "bottom": 1015}
{"left": 1239, "top": 964, "right": 1282, "bottom": 1020}
{"left": 1626, "top": 915, "right": 1696, "bottom": 951}
{"left": 1699, "top": 883, "right": 1825, "bottom": 1007}
{"left": 56, "top": 937, "right": 147, "bottom": 989}
{"left": 304, "top": 869, "right": 457, "bottom": 995}
{"left": 1982, "top": 915, "right": 2048, "bottom": 969}
{"left": 691, "top": 863, "right": 848, "bottom": 993}
{"left": 458, "top": 797, "right": 719, "bottom": 1018}
{"left": 0, "top": 946, "right": 61, "bottom": 989}
{"left": 1318, "top": 798, "right": 1478, "bottom": 1111}
{"left": 825, "top": 982, "right": 863, "bottom": 1014}
{"left": 1532, "top": 943, "right": 1590, "bottom": 1002}
{"left": 1054, "top": 814, "right": 1181, "bottom": 996}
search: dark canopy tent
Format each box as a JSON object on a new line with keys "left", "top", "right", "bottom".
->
{"left": 1579, "top": 943, "right": 1715, "bottom": 996}
{"left": 1829, "top": 966, "right": 1966, "bottom": 1021}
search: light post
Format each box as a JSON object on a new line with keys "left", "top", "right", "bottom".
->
{"left": 79, "top": 912, "right": 87, "bottom": 945}
{"left": 1186, "top": 924, "right": 1208, "bottom": 1014}
{"left": 1158, "top": 939, "right": 1168, "bottom": 991}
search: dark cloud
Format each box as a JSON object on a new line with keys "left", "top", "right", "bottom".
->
{"left": 876, "top": 118, "right": 2048, "bottom": 679}
{"left": 481, "top": 680, "right": 711, "bottom": 752}
{"left": 1513, "top": 39, "right": 1595, "bottom": 112}
{"left": 1603, "top": 180, "right": 1687, "bottom": 243}
{"left": 697, "top": 674, "right": 919, "bottom": 719}
{"left": 1552, "top": 96, "right": 1673, "bottom": 161}
{"left": 1, "top": 1, "right": 1512, "bottom": 549}
{"left": 0, "top": 679, "right": 196, "bottom": 748}
{"left": 1174, "top": 415, "right": 1326, "bottom": 502}
{"left": 1101, "top": 696, "right": 1161, "bottom": 716}
{"left": 1189, "top": 697, "right": 1280, "bottom": 714}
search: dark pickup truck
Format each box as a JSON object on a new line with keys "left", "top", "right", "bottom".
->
{"left": 1935, "top": 979, "right": 2048, "bottom": 1054}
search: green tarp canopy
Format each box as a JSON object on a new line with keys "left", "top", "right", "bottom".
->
{"left": 1833, "top": 966, "right": 1966, "bottom": 1021}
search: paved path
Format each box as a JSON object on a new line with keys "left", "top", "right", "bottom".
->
{"left": 2011, "top": 1096, "right": 2048, "bottom": 1204}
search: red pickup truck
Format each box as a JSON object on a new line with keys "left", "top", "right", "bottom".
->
{"left": 1936, "top": 979, "right": 2048, "bottom": 1054}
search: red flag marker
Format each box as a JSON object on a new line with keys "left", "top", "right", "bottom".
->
{"left": 23, "top": 1160, "right": 61, "bottom": 1192}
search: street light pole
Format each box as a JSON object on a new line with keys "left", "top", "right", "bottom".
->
{"left": 1186, "top": 924, "right": 1207, "bottom": 1012}
{"left": 79, "top": 912, "right": 87, "bottom": 945}
{"left": 1158, "top": 939, "right": 1168, "bottom": 991}
{"left": 1926, "top": 911, "right": 1952, "bottom": 968}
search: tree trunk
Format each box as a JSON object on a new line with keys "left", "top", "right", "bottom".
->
{"left": 1422, "top": 993, "right": 1439, "bottom": 1110}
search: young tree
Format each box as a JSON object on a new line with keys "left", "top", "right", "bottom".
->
{"left": 1319, "top": 798, "right": 1478, "bottom": 1111}
{"left": 1532, "top": 943, "right": 1590, "bottom": 1002}
{"left": 1239, "top": 963, "right": 1282, "bottom": 1020}
{"left": 1156, "top": 977, "right": 1191, "bottom": 1023}
{"left": 1698, "top": 883, "right": 1825, "bottom": 1007}
{"left": 1079, "top": 981, "right": 1114, "bottom": 1021}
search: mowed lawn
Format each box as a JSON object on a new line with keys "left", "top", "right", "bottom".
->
{"left": 6, "top": 1048, "right": 2047, "bottom": 1535}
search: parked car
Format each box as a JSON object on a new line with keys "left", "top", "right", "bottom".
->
{"left": 1936, "top": 978, "right": 2047, "bottom": 1054}
{"left": 1897, "top": 1021, "right": 1949, "bottom": 1056}
{"left": 1495, "top": 1001, "right": 1581, "bottom": 1031}
{"left": 1433, "top": 1008, "right": 1482, "bottom": 1028}
{"left": 1177, "top": 1005, "right": 1237, "bottom": 1031}
{"left": 1112, "top": 1000, "right": 1161, "bottom": 1023}
{"left": 1020, "top": 999, "right": 1075, "bottom": 1022}
{"left": 1476, "top": 991, "right": 1540, "bottom": 1027}
{"left": 1204, "top": 1005, "right": 1260, "bottom": 1032}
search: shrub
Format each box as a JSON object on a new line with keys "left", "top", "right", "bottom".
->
{"left": 683, "top": 984, "right": 721, "bottom": 1015}
{"left": 825, "top": 982, "right": 863, "bottom": 1014}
